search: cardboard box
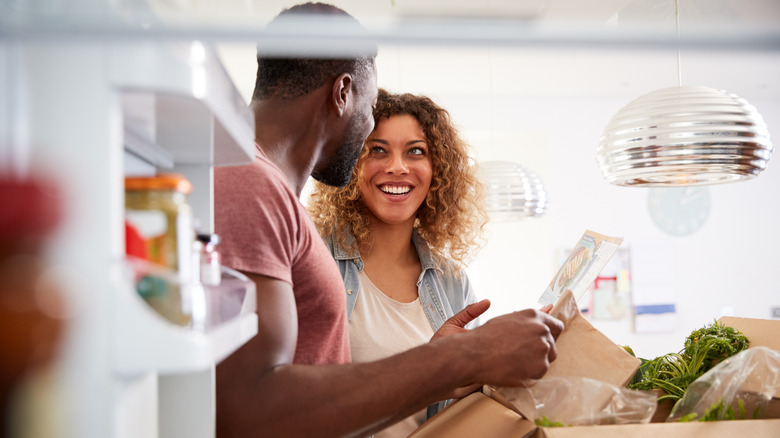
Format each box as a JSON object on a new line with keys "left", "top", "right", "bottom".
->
{"left": 410, "top": 391, "right": 780, "bottom": 437}
{"left": 718, "top": 316, "right": 780, "bottom": 353}
{"left": 410, "top": 315, "right": 780, "bottom": 436}
{"left": 645, "top": 316, "right": 780, "bottom": 422}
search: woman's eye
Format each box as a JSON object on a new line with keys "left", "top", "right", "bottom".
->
{"left": 409, "top": 147, "right": 426, "bottom": 156}
{"left": 369, "top": 146, "right": 386, "bottom": 154}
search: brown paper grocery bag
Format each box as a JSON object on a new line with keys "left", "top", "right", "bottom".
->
{"left": 545, "top": 289, "right": 640, "bottom": 384}
{"left": 491, "top": 289, "right": 641, "bottom": 420}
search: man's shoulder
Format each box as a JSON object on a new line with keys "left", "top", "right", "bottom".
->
{"left": 215, "top": 157, "right": 291, "bottom": 196}
{"left": 215, "top": 155, "right": 269, "bottom": 178}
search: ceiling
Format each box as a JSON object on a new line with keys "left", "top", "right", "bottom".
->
{"left": 153, "top": 0, "right": 780, "bottom": 26}
{"left": 202, "top": 0, "right": 780, "bottom": 104}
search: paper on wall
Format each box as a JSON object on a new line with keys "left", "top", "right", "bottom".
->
{"left": 630, "top": 242, "right": 677, "bottom": 333}
{"left": 538, "top": 230, "right": 623, "bottom": 306}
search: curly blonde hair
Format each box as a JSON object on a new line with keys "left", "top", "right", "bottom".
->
{"left": 307, "top": 89, "right": 488, "bottom": 272}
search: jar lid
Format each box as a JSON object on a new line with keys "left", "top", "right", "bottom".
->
{"left": 0, "top": 176, "right": 62, "bottom": 244}
{"left": 125, "top": 174, "right": 193, "bottom": 194}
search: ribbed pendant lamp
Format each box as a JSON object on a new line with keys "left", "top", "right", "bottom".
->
{"left": 597, "top": 85, "right": 773, "bottom": 186}
{"left": 596, "top": 0, "right": 773, "bottom": 187}
{"left": 480, "top": 160, "right": 548, "bottom": 222}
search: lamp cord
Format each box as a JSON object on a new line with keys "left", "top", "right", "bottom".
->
{"left": 488, "top": 48, "right": 495, "bottom": 151}
{"left": 675, "top": 0, "right": 682, "bottom": 87}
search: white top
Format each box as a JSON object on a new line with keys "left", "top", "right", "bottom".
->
{"left": 349, "top": 270, "right": 434, "bottom": 438}
{"left": 349, "top": 271, "right": 435, "bottom": 363}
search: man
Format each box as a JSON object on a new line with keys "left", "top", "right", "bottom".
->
{"left": 215, "top": 3, "right": 563, "bottom": 437}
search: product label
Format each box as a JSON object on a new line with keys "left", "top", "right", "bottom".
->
{"left": 538, "top": 230, "right": 623, "bottom": 306}
{"left": 126, "top": 209, "right": 168, "bottom": 266}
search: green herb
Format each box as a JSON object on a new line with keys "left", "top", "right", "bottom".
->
{"left": 627, "top": 352, "right": 698, "bottom": 401}
{"left": 626, "top": 320, "right": 749, "bottom": 404}
{"left": 534, "top": 416, "right": 566, "bottom": 428}
{"left": 683, "top": 321, "right": 749, "bottom": 371}
{"left": 677, "top": 399, "right": 753, "bottom": 422}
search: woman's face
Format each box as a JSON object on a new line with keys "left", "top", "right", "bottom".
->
{"left": 359, "top": 114, "right": 433, "bottom": 227}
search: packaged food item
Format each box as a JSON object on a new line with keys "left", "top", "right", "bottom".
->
{"left": 125, "top": 174, "right": 195, "bottom": 325}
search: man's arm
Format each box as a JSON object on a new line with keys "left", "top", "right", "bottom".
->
{"left": 216, "top": 272, "right": 562, "bottom": 438}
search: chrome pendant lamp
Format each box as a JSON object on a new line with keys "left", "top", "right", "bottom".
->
{"left": 480, "top": 160, "right": 548, "bottom": 222}
{"left": 596, "top": 1, "right": 773, "bottom": 187}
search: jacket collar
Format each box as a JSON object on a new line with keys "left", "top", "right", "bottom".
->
{"left": 333, "top": 227, "right": 438, "bottom": 272}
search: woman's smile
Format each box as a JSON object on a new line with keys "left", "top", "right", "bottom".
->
{"left": 378, "top": 184, "right": 412, "bottom": 196}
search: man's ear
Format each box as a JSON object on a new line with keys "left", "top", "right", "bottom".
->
{"left": 332, "top": 73, "right": 353, "bottom": 117}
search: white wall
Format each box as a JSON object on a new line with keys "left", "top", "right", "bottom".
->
{"left": 220, "top": 41, "right": 780, "bottom": 361}
{"left": 464, "top": 96, "right": 780, "bottom": 359}
{"left": 371, "top": 46, "right": 780, "bottom": 360}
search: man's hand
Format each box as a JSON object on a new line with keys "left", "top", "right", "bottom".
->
{"left": 443, "top": 308, "right": 564, "bottom": 389}
{"left": 478, "top": 309, "right": 563, "bottom": 385}
{"left": 430, "top": 299, "right": 564, "bottom": 393}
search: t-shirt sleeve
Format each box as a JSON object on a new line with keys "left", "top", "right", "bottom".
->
{"left": 214, "top": 161, "right": 301, "bottom": 285}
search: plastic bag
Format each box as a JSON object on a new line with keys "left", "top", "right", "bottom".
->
{"left": 493, "top": 376, "right": 657, "bottom": 426}
{"left": 669, "top": 346, "right": 780, "bottom": 422}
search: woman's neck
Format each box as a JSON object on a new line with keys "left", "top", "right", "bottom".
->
{"left": 359, "top": 218, "right": 417, "bottom": 267}
{"left": 358, "top": 218, "right": 422, "bottom": 303}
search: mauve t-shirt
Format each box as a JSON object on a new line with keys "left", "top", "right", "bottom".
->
{"left": 214, "top": 148, "right": 350, "bottom": 365}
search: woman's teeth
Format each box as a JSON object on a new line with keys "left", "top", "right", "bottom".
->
{"left": 380, "top": 185, "right": 411, "bottom": 195}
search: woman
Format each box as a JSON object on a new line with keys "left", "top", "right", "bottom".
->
{"left": 308, "top": 89, "right": 488, "bottom": 437}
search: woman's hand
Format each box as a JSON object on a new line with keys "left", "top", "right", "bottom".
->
{"left": 429, "top": 300, "right": 491, "bottom": 400}
{"left": 430, "top": 299, "right": 491, "bottom": 341}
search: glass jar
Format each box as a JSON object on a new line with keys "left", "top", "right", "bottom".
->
{"left": 125, "top": 174, "right": 195, "bottom": 326}
{"left": 125, "top": 174, "right": 194, "bottom": 278}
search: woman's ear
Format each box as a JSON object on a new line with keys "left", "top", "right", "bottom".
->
{"left": 331, "top": 73, "right": 354, "bottom": 117}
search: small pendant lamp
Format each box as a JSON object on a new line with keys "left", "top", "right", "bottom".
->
{"left": 479, "top": 160, "right": 548, "bottom": 222}
{"left": 596, "top": 0, "right": 773, "bottom": 187}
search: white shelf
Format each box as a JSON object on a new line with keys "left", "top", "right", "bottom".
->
{"left": 115, "top": 261, "right": 257, "bottom": 375}
{"left": 115, "top": 41, "right": 255, "bottom": 168}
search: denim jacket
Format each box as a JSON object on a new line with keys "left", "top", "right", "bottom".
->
{"left": 324, "top": 228, "right": 479, "bottom": 420}
{"left": 323, "top": 228, "right": 478, "bottom": 331}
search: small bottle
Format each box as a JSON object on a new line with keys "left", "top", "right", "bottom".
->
{"left": 197, "top": 233, "right": 221, "bottom": 286}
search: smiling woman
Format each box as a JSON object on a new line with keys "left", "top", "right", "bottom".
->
{"left": 307, "top": 89, "right": 489, "bottom": 437}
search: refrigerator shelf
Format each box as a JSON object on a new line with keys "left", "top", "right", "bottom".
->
{"left": 114, "top": 259, "right": 257, "bottom": 375}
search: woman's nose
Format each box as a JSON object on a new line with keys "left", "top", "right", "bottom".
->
{"left": 385, "top": 153, "right": 408, "bottom": 174}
